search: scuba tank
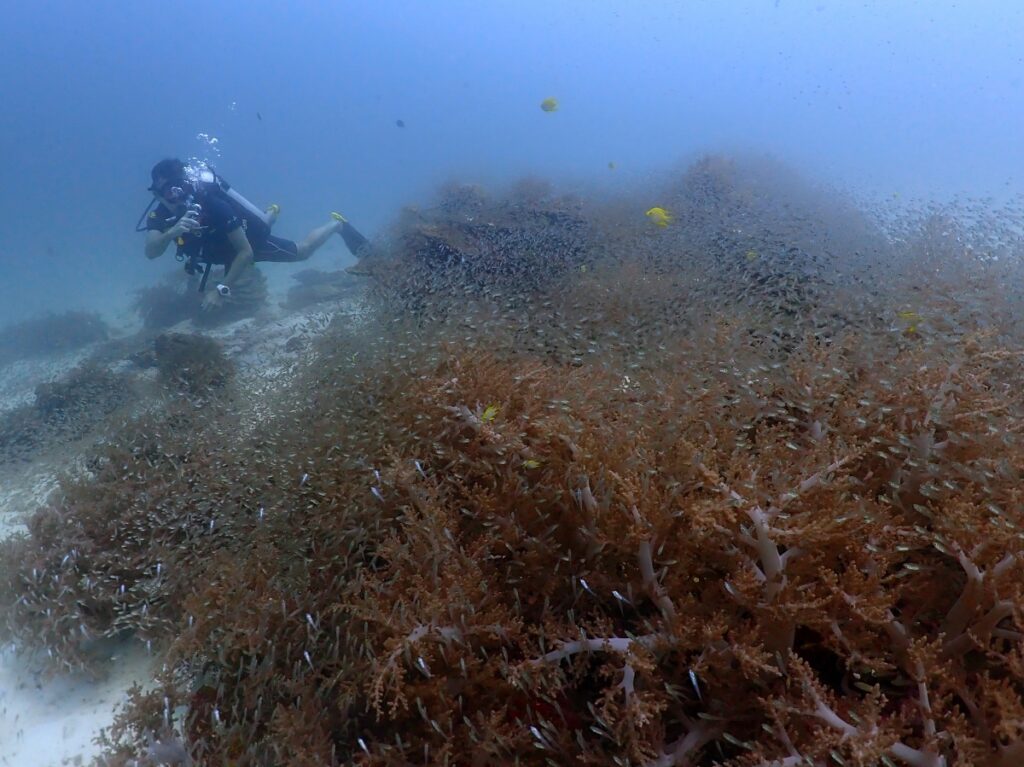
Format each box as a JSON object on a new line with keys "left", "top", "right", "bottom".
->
{"left": 180, "top": 167, "right": 272, "bottom": 292}
{"left": 194, "top": 167, "right": 271, "bottom": 240}
{"left": 136, "top": 165, "right": 272, "bottom": 238}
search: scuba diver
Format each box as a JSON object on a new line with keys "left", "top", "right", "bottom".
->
{"left": 139, "top": 158, "right": 369, "bottom": 310}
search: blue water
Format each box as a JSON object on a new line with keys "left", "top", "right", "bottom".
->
{"left": 1, "top": 0, "right": 1021, "bottom": 325}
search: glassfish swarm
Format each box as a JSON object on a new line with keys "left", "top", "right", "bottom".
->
{"left": 2, "top": 154, "right": 1024, "bottom": 766}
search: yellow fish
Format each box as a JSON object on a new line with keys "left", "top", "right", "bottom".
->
{"left": 897, "top": 310, "right": 921, "bottom": 335}
{"left": 540, "top": 97, "right": 559, "bottom": 113}
{"left": 523, "top": 458, "right": 542, "bottom": 469}
{"left": 481, "top": 404, "right": 499, "bottom": 423}
{"left": 745, "top": 250, "right": 759, "bottom": 261}
{"left": 645, "top": 207, "right": 673, "bottom": 228}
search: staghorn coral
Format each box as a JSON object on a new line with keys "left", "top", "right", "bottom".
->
{"left": 332, "top": 335, "right": 1024, "bottom": 767}
{"left": 0, "top": 361, "right": 134, "bottom": 465}
{"left": 71, "top": 329, "right": 1024, "bottom": 765}
{"left": 153, "top": 332, "right": 234, "bottom": 396}
{"left": 132, "top": 274, "right": 202, "bottom": 330}
{"left": 1, "top": 158, "right": 1024, "bottom": 766}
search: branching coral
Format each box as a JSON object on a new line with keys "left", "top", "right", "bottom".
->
{"left": 2, "top": 160, "right": 1024, "bottom": 766}
{"left": 133, "top": 267, "right": 269, "bottom": 330}
{"left": 0, "top": 361, "right": 134, "bottom": 465}
{"left": 154, "top": 332, "right": 234, "bottom": 396}
{"left": 335, "top": 338, "right": 1022, "bottom": 766}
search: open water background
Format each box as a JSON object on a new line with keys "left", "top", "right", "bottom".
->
{"left": 0, "top": 0, "right": 1021, "bottom": 326}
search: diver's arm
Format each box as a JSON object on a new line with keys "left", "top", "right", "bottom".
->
{"left": 144, "top": 229, "right": 176, "bottom": 259}
{"left": 144, "top": 215, "right": 194, "bottom": 260}
{"left": 222, "top": 227, "right": 254, "bottom": 286}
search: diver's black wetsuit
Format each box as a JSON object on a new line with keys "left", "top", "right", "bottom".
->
{"left": 146, "top": 186, "right": 302, "bottom": 266}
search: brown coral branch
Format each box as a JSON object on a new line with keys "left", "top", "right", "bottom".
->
{"left": 791, "top": 454, "right": 857, "bottom": 499}
{"left": 638, "top": 539, "right": 676, "bottom": 622}
{"left": 942, "top": 600, "right": 1016, "bottom": 658}
{"left": 805, "top": 684, "right": 947, "bottom": 767}
{"left": 990, "top": 740, "right": 1024, "bottom": 767}
{"left": 747, "top": 506, "right": 789, "bottom": 604}
{"left": 940, "top": 548, "right": 1021, "bottom": 659}
{"left": 641, "top": 722, "right": 717, "bottom": 767}
{"left": 531, "top": 634, "right": 665, "bottom": 665}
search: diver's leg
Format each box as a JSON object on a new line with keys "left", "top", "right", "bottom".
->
{"left": 253, "top": 236, "right": 304, "bottom": 263}
{"left": 296, "top": 219, "right": 344, "bottom": 259}
{"left": 335, "top": 216, "right": 369, "bottom": 255}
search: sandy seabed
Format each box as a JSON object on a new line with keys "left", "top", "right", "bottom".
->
{"left": 0, "top": 276, "right": 364, "bottom": 766}
{"left": 0, "top": 643, "right": 155, "bottom": 767}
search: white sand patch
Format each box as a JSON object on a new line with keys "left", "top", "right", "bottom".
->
{"left": 0, "top": 350, "right": 98, "bottom": 414}
{"left": 0, "top": 350, "right": 100, "bottom": 539}
{"left": 0, "top": 465, "right": 59, "bottom": 540}
{"left": 0, "top": 643, "right": 156, "bottom": 767}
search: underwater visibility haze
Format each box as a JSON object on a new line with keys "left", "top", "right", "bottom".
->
{"left": 0, "top": 1, "right": 1022, "bottom": 323}
{"left": 1, "top": 1, "right": 1024, "bottom": 766}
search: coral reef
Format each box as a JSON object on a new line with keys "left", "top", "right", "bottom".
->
{"left": 0, "top": 310, "right": 109, "bottom": 365}
{"left": 348, "top": 179, "right": 593, "bottom": 317}
{"left": 1, "top": 158, "right": 1023, "bottom": 766}
{"left": 153, "top": 332, "right": 234, "bottom": 396}
{"left": 194, "top": 266, "right": 269, "bottom": 328}
{"left": 0, "top": 362, "right": 133, "bottom": 465}
{"left": 132, "top": 274, "right": 200, "bottom": 330}
{"left": 133, "top": 267, "right": 269, "bottom": 330}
